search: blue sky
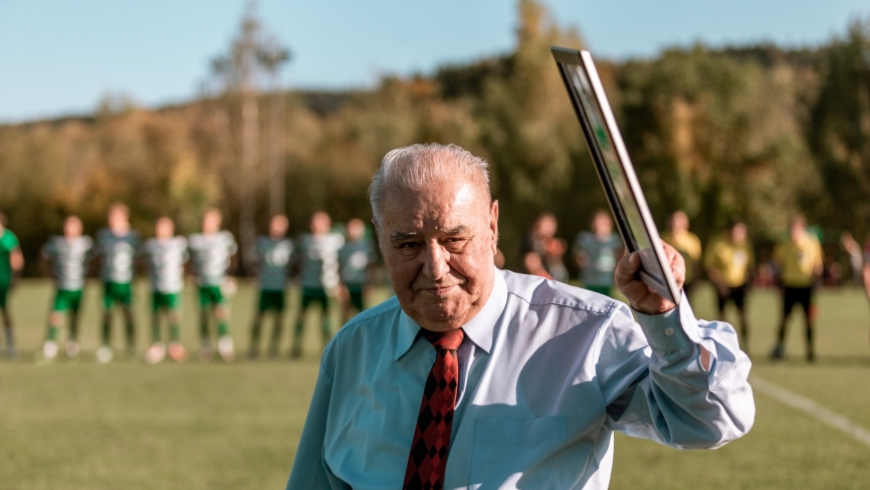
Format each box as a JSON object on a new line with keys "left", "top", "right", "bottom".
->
{"left": 1, "top": 0, "right": 868, "bottom": 122}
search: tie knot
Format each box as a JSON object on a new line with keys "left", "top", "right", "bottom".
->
{"left": 421, "top": 328, "right": 465, "bottom": 351}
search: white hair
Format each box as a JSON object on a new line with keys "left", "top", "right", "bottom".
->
{"left": 368, "top": 143, "right": 491, "bottom": 223}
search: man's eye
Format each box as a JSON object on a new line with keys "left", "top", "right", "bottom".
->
{"left": 443, "top": 238, "right": 465, "bottom": 248}
{"left": 398, "top": 242, "right": 419, "bottom": 250}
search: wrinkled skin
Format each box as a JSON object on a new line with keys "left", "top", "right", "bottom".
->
{"left": 376, "top": 177, "right": 498, "bottom": 333}
{"left": 615, "top": 242, "right": 686, "bottom": 315}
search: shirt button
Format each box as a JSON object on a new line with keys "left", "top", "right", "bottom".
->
{"left": 664, "top": 328, "right": 674, "bottom": 336}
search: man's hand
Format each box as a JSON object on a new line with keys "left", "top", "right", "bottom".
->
{"left": 615, "top": 241, "right": 685, "bottom": 315}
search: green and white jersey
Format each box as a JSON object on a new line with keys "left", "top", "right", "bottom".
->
{"left": 574, "top": 231, "right": 622, "bottom": 287}
{"left": 95, "top": 229, "right": 140, "bottom": 284}
{"left": 143, "top": 237, "right": 188, "bottom": 294}
{"left": 339, "top": 238, "right": 375, "bottom": 286}
{"left": 42, "top": 236, "right": 93, "bottom": 290}
{"left": 0, "top": 228, "right": 20, "bottom": 288}
{"left": 257, "top": 236, "right": 293, "bottom": 292}
{"left": 297, "top": 233, "right": 344, "bottom": 290}
{"left": 188, "top": 231, "right": 237, "bottom": 287}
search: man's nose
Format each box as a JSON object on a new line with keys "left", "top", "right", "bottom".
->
{"left": 422, "top": 243, "right": 450, "bottom": 280}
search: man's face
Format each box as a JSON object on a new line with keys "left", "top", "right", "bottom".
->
{"left": 535, "top": 215, "right": 557, "bottom": 238}
{"left": 108, "top": 209, "right": 130, "bottom": 234}
{"left": 155, "top": 218, "right": 174, "bottom": 239}
{"left": 790, "top": 221, "right": 805, "bottom": 242}
{"left": 377, "top": 177, "right": 498, "bottom": 333}
{"left": 591, "top": 213, "right": 612, "bottom": 236}
{"left": 64, "top": 217, "right": 83, "bottom": 238}
{"left": 671, "top": 212, "right": 688, "bottom": 233}
{"left": 311, "top": 212, "right": 331, "bottom": 235}
{"left": 270, "top": 216, "right": 289, "bottom": 238}
{"left": 347, "top": 219, "right": 365, "bottom": 241}
{"left": 730, "top": 223, "right": 747, "bottom": 244}
{"left": 202, "top": 212, "right": 221, "bottom": 234}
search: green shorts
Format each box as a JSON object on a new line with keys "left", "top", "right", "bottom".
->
{"left": 586, "top": 284, "right": 613, "bottom": 297}
{"left": 103, "top": 282, "right": 134, "bottom": 309}
{"left": 301, "top": 287, "right": 328, "bottom": 310}
{"left": 152, "top": 291, "right": 181, "bottom": 311}
{"left": 258, "top": 290, "right": 285, "bottom": 312}
{"left": 199, "top": 285, "right": 225, "bottom": 307}
{"left": 0, "top": 286, "right": 8, "bottom": 308}
{"left": 53, "top": 289, "right": 83, "bottom": 313}
{"left": 345, "top": 283, "right": 365, "bottom": 312}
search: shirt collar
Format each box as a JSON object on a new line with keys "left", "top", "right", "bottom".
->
{"left": 394, "top": 267, "right": 508, "bottom": 361}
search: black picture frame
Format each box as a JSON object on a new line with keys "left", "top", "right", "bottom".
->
{"left": 551, "top": 46, "right": 681, "bottom": 305}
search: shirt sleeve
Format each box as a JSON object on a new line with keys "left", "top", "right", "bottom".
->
{"left": 226, "top": 232, "right": 239, "bottom": 255}
{"left": 7, "top": 232, "right": 20, "bottom": 250}
{"left": 690, "top": 234, "right": 703, "bottom": 260}
{"left": 286, "top": 361, "right": 348, "bottom": 490}
{"left": 596, "top": 294, "right": 755, "bottom": 449}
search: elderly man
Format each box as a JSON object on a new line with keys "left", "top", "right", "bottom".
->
{"left": 287, "top": 144, "right": 754, "bottom": 490}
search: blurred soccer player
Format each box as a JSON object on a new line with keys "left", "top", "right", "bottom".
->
{"left": 770, "top": 215, "right": 824, "bottom": 362}
{"left": 574, "top": 210, "right": 622, "bottom": 297}
{"left": 0, "top": 211, "right": 24, "bottom": 359}
{"left": 93, "top": 203, "right": 140, "bottom": 364}
{"left": 705, "top": 220, "right": 754, "bottom": 351}
{"left": 493, "top": 248, "right": 506, "bottom": 269}
{"left": 662, "top": 211, "right": 702, "bottom": 296}
{"left": 143, "top": 217, "right": 189, "bottom": 364}
{"left": 249, "top": 214, "right": 293, "bottom": 359}
{"left": 864, "top": 235, "right": 870, "bottom": 343}
{"left": 189, "top": 208, "right": 238, "bottom": 362}
{"left": 338, "top": 218, "right": 376, "bottom": 323}
{"left": 41, "top": 216, "right": 93, "bottom": 361}
{"left": 840, "top": 231, "right": 863, "bottom": 286}
{"left": 523, "top": 213, "right": 568, "bottom": 282}
{"left": 522, "top": 251, "right": 553, "bottom": 280}
{"left": 291, "top": 211, "right": 344, "bottom": 358}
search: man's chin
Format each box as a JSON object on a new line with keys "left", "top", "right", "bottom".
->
{"left": 412, "top": 303, "right": 468, "bottom": 329}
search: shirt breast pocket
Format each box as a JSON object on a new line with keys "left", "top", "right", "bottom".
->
{"left": 470, "top": 415, "right": 567, "bottom": 487}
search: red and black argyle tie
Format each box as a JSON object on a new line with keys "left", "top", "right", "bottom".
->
{"left": 402, "top": 328, "right": 465, "bottom": 490}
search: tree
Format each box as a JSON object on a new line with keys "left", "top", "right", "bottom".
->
{"left": 808, "top": 18, "right": 870, "bottom": 240}
{"left": 619, "top": 46, "right": 819, "bottom": 241}
{"left": 206, "top": 1, "right": 290, "bottom": 273}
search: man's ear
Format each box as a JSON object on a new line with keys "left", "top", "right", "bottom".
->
{"left": 371, "top": 218, "right": 385, "bottom": 253}
{"left": 489, "top": 200, "right": 499, "bottom": 252}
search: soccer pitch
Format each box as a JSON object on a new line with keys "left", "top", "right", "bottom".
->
{"left": 2, "top": 280, "right": 869, "bottom": 489}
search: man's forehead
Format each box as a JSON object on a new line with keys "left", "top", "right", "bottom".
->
{"left": 380, "top": 180, "right": 487, "bottom": 231}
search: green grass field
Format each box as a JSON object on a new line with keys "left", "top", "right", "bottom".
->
{"left": 2, "top": 279, "right": 869, "bottom": 489}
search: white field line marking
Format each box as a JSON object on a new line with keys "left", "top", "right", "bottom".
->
{"left": 751, "top": 375, "right": 870, "bottom": 448}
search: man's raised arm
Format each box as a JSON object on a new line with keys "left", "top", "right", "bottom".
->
{"left": 599, "top": 242, "right": 755, "bottom": 448}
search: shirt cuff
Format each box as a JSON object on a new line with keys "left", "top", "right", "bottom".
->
{"left": 631, "top": 291, "right": 703, "bottom": 357}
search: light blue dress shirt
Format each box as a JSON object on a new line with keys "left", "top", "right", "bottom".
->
{"left": 287, "top": 268, "right": 754, "bottom": 490}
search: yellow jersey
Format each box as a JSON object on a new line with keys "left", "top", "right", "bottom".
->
{"left": 773, "top": 233, "right": 823, "bottom": 288}
{"left": 704, "top": 234, "right": 754, "bottom": 287}
{"left": 662, "top": 230, "right": 702, "bottom": 283}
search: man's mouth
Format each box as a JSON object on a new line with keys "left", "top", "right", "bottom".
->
{"left": 422, "top": 285, "right": 458, "bottom": 296}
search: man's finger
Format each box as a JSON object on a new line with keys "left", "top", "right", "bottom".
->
{"left": 660, "top": 241, "right": 686, "bottom": 288}
{"left": 615, "top": 251, "right": 640, "bottom": 286}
